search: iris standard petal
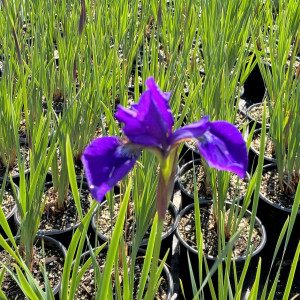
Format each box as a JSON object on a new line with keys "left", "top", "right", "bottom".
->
{"left": 82, "top": 137, "right": 141, "bottom": 202}
{"left": 168, "top": 116, "right": 210, "bottom": 146}
{"left": 197, "top": 121, "right": 248, "bottom": 178}
{"left": 145, "top": 77, "right": 174, "bottom": 134}
{"left": 115, "top": 88, "right": 170, "bottom": 149}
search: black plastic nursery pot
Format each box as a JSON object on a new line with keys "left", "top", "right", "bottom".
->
{"left": 0, "top": 138, "right": 30, "bottom": 184}
{"left": 1, "top": 235, "right": 67, "bottom": 298}
{"left": 179, "top": 142, "right": 201, "bottom": 167}
{"left": 248, "top": 128, "right": 276, "bottom": 173}
{"left": 242, "top": 58, "right": 268, "bottom": 105}
{"left": 67, "top": 246, "right": 174, "bottom": 300}
{"left": 173, "top": 164, "right": 180, "bottom": 189}
{"left": 128, "top": 83, "right": 143, "bottom": 95}
{"left": 176, "top": 201, "right": 266, "bottom": 299}
{"left": 42, "top": 97, "right": 66, "bottom": 116}
{"left": 14, "top": 179, "right": 94, "bottom": 248}
{"left": 177, "top": 158, "right": 203, "bottom": 208}
{"left": 257, "top": 163, "right": 300, "bottom": 257}
{"left": 177, "top": 159, "right": 249, "bottom": 208}
{"left": 246, "top": 102, "right": 270, "bottom": 131}
{"left": 91, "top": 196, "right": 178, "bottom": 265}
{"left": 11, "top": 169, "right": 53, "bottom": 187}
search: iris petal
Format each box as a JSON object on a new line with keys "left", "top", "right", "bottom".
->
{"left": 197, "top": 121, "right": 248, "bottom": 178}
{"left": 82, "top": 137, "right": 141, "bottom": 202}
{"left": 168, "top": 116, "right": 210, "bottom": 146}
{"left": 115, "top": 78, "right": 174, "bottom": 149}
{"left": 145, "top": 77, "right": 174, "bottom": 134}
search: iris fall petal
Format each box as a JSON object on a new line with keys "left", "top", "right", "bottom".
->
{"left": 82, "top": 137, "right": 141, "bottom": 202}
{"left": 197, "top": 121, "right": 248, "bottom": 178}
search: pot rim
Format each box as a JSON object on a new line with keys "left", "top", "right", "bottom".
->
{"left": 246, "top": 102, "right": 270, "bottom": 127}
{"left": 0, "top": 138, "right": 30, "bottom": 180}
{"left": 183, "top": 141, "right": 201, "bottom": 157}
{"left": 71, "top": 246, "right": 174, "bottom": 300}
{"left": 0, "top": 170, "right": 30, "bottom": 185}
{"left": 177, "top": 159, "right": 250, "bottom": 203}
{"left": 176, "top": 201, "right": 267, "bottom": 262}
{"left": 14, "top": 179, "right": 91, "bottom": 235}
{"left": 249, "top": 128, "right": 277, "bottom": 164}
{"left": 3, "top": 234, "right": 67, "bottom": 296}
{"left": 259, "top": 163, "right": 300, "bottom": 214}
{"left": 91, "top": 195, "right": 179, "bottom": 247}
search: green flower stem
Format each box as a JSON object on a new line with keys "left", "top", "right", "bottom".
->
{"left": 156, "top": 147, "right": 178, "bottom": 220}
{"left": 145, "top": 217, "right": 164, "bottom": 300}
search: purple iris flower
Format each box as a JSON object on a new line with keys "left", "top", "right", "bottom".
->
{"left": 82, "top": 77, "right": 248, "bottom": 212}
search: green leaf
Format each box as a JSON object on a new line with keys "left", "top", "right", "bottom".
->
{"left": 66, "top": 134, "right": 83, "bottom": 219}
{"left": 282, "top": 241, "right": 300, "bottom": 300}
{"left": 14, "top": 264, "right": 40, "bottom": 300}
{"left": 60, "top": 201, "right": 97, "bottom": 299}
{"left": 137, "top": 214, "right": 158, "bottom": 300}
{"left": 99, "top": 179, "right": 132, "bottom": 299}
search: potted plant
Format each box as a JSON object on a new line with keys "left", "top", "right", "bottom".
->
{"left": 0, "top": 113, "right": 67, "bottom": 297}
{"left": 14, "top": 132, "right": 94, "bottom": 247}
{"left": 253, "top": 6, "right": 300, "bottom": 252}
{"left": 0, "top": 79, "right": 25, "bottom": 180}
{"left": 174, "top": 101, "right": 269, "bottom": 299}
{"left": 68, "top": 245, "right": 174, "bottom": 300}
{"left": 177, "top": 158, "right": 249, "bottom": 207}
{"left": 176, "top": 199, "right": 266, "bottom": 299}
{"left": 59, "top": 170, "right": 173, "bottom": 300}
{"left": 91, "top": 191, "right": 178, "bottom": 264}
{"left": 81, "top": 77, "right": 248, "bottom": 298}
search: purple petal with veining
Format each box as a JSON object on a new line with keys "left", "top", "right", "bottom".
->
{"left": 115, "top": 88, "right": 171, "bottom": 149}
{"left": 145, "top": 77, "right": 174, "bottom": 134}
{"left": 197, "top": 121, "right": 248, "bottom": 178}
{"left": 168, "top": 116, "right": 210, "bottom": 146}
{"left": 82, "top": 137, "right": 141, "bottom": 202}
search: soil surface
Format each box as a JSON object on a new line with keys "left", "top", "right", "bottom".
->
{"left": 251, "top": 132, "right": 276, "bottom": 159}
{"left": 260, "top": 168, "right": 298, "bottom": 209}
{"left": 128, "top": 74, "right": 143, "bottom": 87}
{"left": 0, "top": 143, "right": 30, "bottom": 178}
{"left": 0, "top": 183, "right": 16, "bottom": 217}
{"left": 0, "top": 240, "right": 64, "bottom": 299}
{"left": 178, "top": 204, "right": 262, "bottom": 257}
{"left": 18, "top": 112, "right": 55, "bottom": 140}
{"left": 94, "top": 117, "right": 121, "bottom": 139}
{"left": 39, "top": 185, "right": 93, "bottom": 231}
{"left": 42, "top": 93, "right": 65, "bottom": 113}
{"left": 248, "top": 104, "right": 270, "bottom": 125}
{"left": 95, "top": 198, "right": 174, "bottom": 242}
{"left": 18, "top": 112, "right": 27, "bottom": 139}
{"left": 74, "top": 252, "right": 168, "bottom": 299}
{"left": 179, "top": 165, "right": 248, "bottom": 201}
{"left": 235, "top": 110, "right": 246, "bottom": 127}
